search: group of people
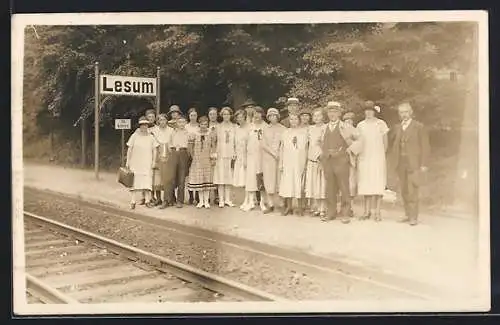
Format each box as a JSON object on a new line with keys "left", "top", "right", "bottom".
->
{"left": 125, "top": 97, "right": 429, "bottom": 226}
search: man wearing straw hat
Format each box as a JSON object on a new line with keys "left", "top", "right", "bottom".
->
{"left": 319, "top": 101, "right": 362, "bottom": 223}
{"left": 280, "top": 97, "right": 300, "bottom": 128}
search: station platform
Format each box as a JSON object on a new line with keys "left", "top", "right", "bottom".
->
{"left": 21, "top": 161, "right": 482, "bottom": 300}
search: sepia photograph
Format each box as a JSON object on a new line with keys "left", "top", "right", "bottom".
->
{"left": 12, "top": 11, "right": 489, "bottom": 315}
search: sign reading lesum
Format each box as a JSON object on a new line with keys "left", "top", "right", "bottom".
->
{"left": 100, "top": 75, "right": 157, "bottom": 96}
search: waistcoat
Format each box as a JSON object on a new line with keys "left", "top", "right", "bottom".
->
{"left": 324, "top": 124, "right": 347, "bottom": 151}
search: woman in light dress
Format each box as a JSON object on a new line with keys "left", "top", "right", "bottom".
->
{"left": 261, "top": 107, "right": 285, "bottom": 213}
{"left": 305, "top": 108, "right": 327, "bottom": 218}
{"left": 357, "top": 101, "right": 389, "bottom": 221}
{"left": 279, "top": 114, "right": 308, "bottom": 216}
{"left": 186, "top": 116, "right": 217, "bottom": 209}
{"left": 207, "top": 107, "right": 220, "bottom": 204}
{"left": 126, "top": 116, "right": 159, "bottom": 209}
{"left": 213, "top": 107, "right": 237, "bottom": 208}
{"left": 242, "top": 107, "right": 268, "bottom": 212}
{"left": 233, "top": 109, "right": 250, "bottom": 209}
{"left": 185, "top": 108, "right": 200, "bottom": 205}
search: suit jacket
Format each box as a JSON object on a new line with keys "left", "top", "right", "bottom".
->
{"left": 319, "top": 121, "right": 362, "bottom": 164}
{"left": 391, "top": 119, "right": 430, "bottom": 171}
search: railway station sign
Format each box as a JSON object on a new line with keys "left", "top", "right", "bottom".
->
{"left": 114, "top": 119, "right": 131, "bottom": 130}
{"left": 100, "top": 74, "right": 157, "bottom": 97}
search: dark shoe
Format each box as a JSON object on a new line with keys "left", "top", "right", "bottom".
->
{"left": 160, "top": 202, "right": 168, "bottom": 209}
{"left": 138, "top": 199, "right": 146, "bottom": 205}
{"left": 145, "top": 202, "right": 155, "bottom": 208}
{"left": 359, "top": 213, "right": 371, "bottom": 221}
{"left": 176, "top": 202, "right": 183, "bottom": 208}
{"left": 155, "top": 199, "right": 163, "bottom": 207}
{"left": 130, "top": 203, "right": 136, "bottom": 210}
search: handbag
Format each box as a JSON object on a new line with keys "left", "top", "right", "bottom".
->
{"left": 118, "top": 167, "right": 134, "bottom": 188}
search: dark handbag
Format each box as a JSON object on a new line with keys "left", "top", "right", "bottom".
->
{"left": 118, "top": 167, "right": 134, "bottom": 188}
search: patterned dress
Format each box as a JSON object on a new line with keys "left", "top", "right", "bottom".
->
{"left": 245, "top": 122, "right": 267, "bottom": 192}
{"left": 186, "top": 130, "right": 216, "bottom": 192}
{"left": 304, "top": 124, "right": 326, "bottom": 199}
{"left": 262, "top": 123, "right": 286, "bottom": 194}
{"left": 279, "top": 127, "right": 308, "bottom": 198}
{"left": 213, "top": 122, "right": 236, "bottom": 185}
{"left": 233, "top": 124, "right": 249, "bottom": 188}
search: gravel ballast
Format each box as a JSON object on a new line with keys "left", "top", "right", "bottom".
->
{"left": 24, "top": 192, "right": 419, "bottom": 301}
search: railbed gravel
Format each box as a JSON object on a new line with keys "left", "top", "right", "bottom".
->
{"left": 24, "top": 193, "right": 417, "bottom": 301}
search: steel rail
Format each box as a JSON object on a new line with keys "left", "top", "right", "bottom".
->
{"left": 26, "top": 273, "right": 80, "bottom": 304}
{"left": 24, "top": 211, "right": 285, "bottom": 302}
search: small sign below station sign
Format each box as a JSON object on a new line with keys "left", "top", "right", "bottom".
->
{"left": 114, "top": 119, "right": 132, "bottom": 130}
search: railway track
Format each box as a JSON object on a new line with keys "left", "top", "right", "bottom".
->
{"left": 24, "top": 212, "right": 284, "bottom": 304}
{"left": 24, "top": 188, "right": 445, "bottom": 300}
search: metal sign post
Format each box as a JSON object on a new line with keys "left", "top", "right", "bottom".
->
{"left": 114, "top": 119, "right": 132, "bottom": 167}
{"left": 156, "top": 66, "right": 161, "bottom": 115}
{"left": 94, "top": 62, "right": 100, "bottom": 180}
{"left": 93, "top": 65, "right": 160, "bottom": 180}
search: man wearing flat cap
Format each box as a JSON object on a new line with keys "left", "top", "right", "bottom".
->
{"left": 280, "top": 97, "right": 301, "bottom": 128}
{"left": 319, "top": 101, "right": 362, "bottom": 223}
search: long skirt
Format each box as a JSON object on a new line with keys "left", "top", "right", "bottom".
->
{"left": 305, "top": 161, "right": 326, "bottom": 199}
{"left": 233, "top": 157, "right": 246, "bottom": 188}
{"left": 130, "top": 171, "right": 152, "bottom": 191}
{"left": 213, "top": 157, "right": 234, "bottom": 185}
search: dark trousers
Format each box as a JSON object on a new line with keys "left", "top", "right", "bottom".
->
{"left": 323, "top": 156, "right": 351, "bottom": 218}
{"left": 164, "top": 149, "right": 190, "bottom": 204}
{"left": 397, "top": 157, "right": 419, "bottom": 221}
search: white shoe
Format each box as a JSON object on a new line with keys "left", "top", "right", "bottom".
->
{"left": 204, "top": 203, "right": 211, "bottom": 209}
{"left": 225, "top": 201, "right": 235, "bottom": 207}
{"left": 240, "top": 203, "right": 248, "bottom": 211}
{"left": 219, "top": 202, "right": 225, "bottom": 208}
{"left": 196, "top": 202, "right": 204, "bottom": 208}
{"left": 244, "top": 204, "right": 255, "bottom": 212}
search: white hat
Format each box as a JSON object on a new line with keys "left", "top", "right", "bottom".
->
{"left": 266, "top": 107, "right": 279, "bottom": 117}
{"left": 326, "top": 101, "right": 342, "bottom": 109}
{"left": 287, "top": 97, "right": 299, "bottom": 104}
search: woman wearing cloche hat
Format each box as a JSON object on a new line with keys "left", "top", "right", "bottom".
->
{"left": 356, "top": 101, "right": 389, "bottom": 222}
{"left": 261, "top": 107, "right": 286, "bottom": 213}
{"left": 125, "top": 116, "right": 160, "bottom": 209}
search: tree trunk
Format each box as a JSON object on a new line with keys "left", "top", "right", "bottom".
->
{"left": 229, "top": 81, "right": 247, "bottom": 110}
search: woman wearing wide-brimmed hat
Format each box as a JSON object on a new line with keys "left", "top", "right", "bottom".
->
{"left": 125, "top": 116, "right": 160, "bottom": 209}
{"left": 356, "top": 101, "right": 389, "bottom": 221}
{"left": 261, "top": 107, "right": 286, "bottom": 213}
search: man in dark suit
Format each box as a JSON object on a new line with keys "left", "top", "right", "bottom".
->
{"left": 319, "top": 101, "right": 362, "bottom": 223}
{"left": 391, "top": 102, "right": 430, "bottom": 226}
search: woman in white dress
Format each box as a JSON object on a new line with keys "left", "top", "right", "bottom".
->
{"left": 261, "top": 107, "right": 285, "bottom": 213}
{"left": 213, "top": 107, "right": 237, "bottom": 208}
{"left": 356, "top": 101, "right": 389, "bottom": 221}
{"left": 279, "top": 114, "right": 308, "bottom": 216}
{"left": 305, "top": 108, "right": 327, "bottom": 218}
{"left": 126, "top": 116, "right": 159, "bottom": 209}
{"left": 185, "top": 108, "right": 200, "bottom": 205}
{"left": 207, "top": 107, "right": 220, "bottom": 204}
{"left": 233, "top": 109, "right": 250, "bottom": 208}
{"left": 243, "top": 106, "right": 268, "bottom": 212}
